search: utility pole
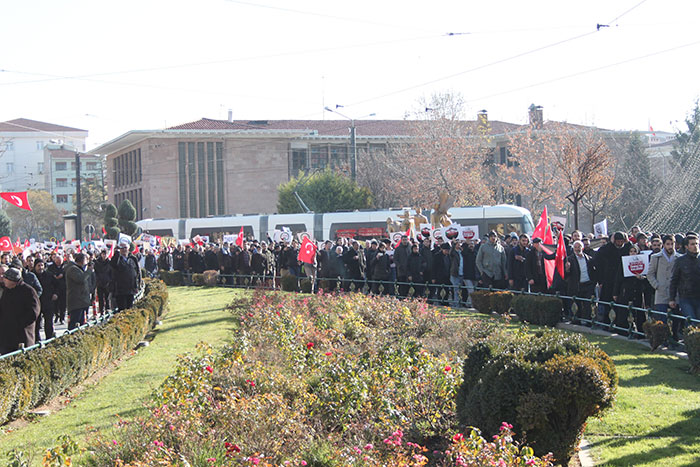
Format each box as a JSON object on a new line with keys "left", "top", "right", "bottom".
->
{"left": 75, "top": 151, "right": 81, "bottom": 242}
{"left": 350, "top": 122, "right": 356, "bottom": 182}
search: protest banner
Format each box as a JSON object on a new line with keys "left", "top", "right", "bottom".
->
{"left": 622, "top": 254, "right": 649, "bottom": 277}
{"left": 460, "top": 225, "right": 479, "bottom": 241}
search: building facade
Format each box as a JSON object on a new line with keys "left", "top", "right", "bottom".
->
{"left": 0, "top": 118, "right": 88, "bottom": 192}
{"left": 43, "top": 144, "right": 104, "bottom": 211}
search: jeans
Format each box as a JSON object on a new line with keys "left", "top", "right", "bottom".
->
{"left": 464, "top": 279, "right": 475, "bottom": 305}
{"left": 679, "top": 297, "right": 700, "bottom": 320}
{"left": 450, "top": 276, "right": 464, "bottom": 307}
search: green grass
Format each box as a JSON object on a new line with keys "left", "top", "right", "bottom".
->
{"left": 0, "top": 286, "right": 239, "bottom": 464}
{"left": 583, "top": 336, "right": 700, "bottom": 466}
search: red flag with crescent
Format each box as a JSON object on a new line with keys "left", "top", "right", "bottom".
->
{"left": 298, "top": 236, "right": 317, "bottom": 264}
{"left": 235, "top": 226, "right": 244, "bottom": 248}
{"left": 0, "top": 236, "right": 12, "bottom": 251}
{"left": 0, "top": 192, "right": 31, "bottom": 211}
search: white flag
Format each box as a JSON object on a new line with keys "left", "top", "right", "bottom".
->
{"left": 593, "top": 219, "right": 608, "bottom": 238}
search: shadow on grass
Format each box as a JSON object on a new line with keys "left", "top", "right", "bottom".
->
{"left": 589, "top": 409, "right": 700, "bottom": 466}
{"left": 155, "top": 315, "right": 236, "bottom": 335}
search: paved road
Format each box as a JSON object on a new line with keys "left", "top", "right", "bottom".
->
{"left": 37, "top": 306, "right": 106, "bottom": 341}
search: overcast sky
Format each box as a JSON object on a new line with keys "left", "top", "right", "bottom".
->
{"left": 2, "top": 0, "right": 699, "bottom": 149}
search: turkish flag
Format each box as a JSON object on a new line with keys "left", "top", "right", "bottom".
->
{"left": 23, "top": 239, "right": 29, "bottom": 248}
{"left": 532, "top": 206, "right": 548, "bottom": 241}
{"left": 0, "top": 236, "right": 12, "bottom": 251}
{"left": 555, "top": 230, "right": 566, "bottom": 279}
{"left": 298, "top": 237, "right": 317, "bottom": 264}
{"left": 235, "top": 226, "right": 244, "bottom": 248}
{"left": 0, "top": 192, "right": 31, "bottom": 211}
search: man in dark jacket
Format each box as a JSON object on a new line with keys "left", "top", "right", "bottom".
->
{"left": 432, "top": 243, "right": 452, "bottom": 305}
{"left": 592, "top": 232, "right": 632, "bottom": 324}
{"left": 157, "top": 247, "right": 173, "bottom": 272}
{"left": 65, "top": 253, "right": 95, "bottom": 330}
{"left": 564, "top": 240, "right": 597, "bottom": 324}
{"left": 47, "top": 253, "right": 66, "bottom": 324}
{"left": 94, "top": 250, "right": 112, "bottom": 315}
{"left": 393, "top": 236, "right": 411, "bottom": 297}
{"left": 188, "top": 246, "right": 205, "bottom": 274}
{"left": 508, "top": 234, "right": 530, "bottom": 291}
{"left": 407, "top": 243, "right": 426, "bottom": 297}
{"left": 0, "top": 267, "right": 40, "bottom": 354}
{"left": 525, "top": 238, "right": 555, "bottom": 293}
{"left": 110, "top": 242, "right": 142, "bottom": 311}
{"left": 343, "top": 241, "right": 366, "bottom": 291}
{"left": 204, "top": 245, "right": 219, "bottom": 271}
{"left": 144, "top": 249, "right": 158, "bottom": 278}
{"left": 34, "top": 260, "right": 57, "bottom": 341}
{"left": 173, "top": 245, "right": 186, "bottom": 271}
{"left": 670, "top": 234, "right": 700, "bottom": 322}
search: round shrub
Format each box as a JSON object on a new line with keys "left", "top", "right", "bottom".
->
{"left": 685, "top": 326, "right": 700, "bottom": 374}
{"left": 457, "top": 328, "right": 617, "bottom": 466}
{"left": 280, "top": 274, "right": 298, "bottom": 292}
{"left": 511, "top": 295, "right": 563, "bottom": 327}
{"left": 299, "top": 278, "right": 313, "bottom": 293}
{"left": 470, "top": 290, "right": 492, "bottom": 314}
{"left": 643, "top": 319, "right": 670, "bottom": 351}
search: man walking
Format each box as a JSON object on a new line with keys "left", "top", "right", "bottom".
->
{"left": 111, "top": 241, "right": 142, "bottom": 311}
{"left": 669, "top": 234, "right": 700, "bottom": 329}
{"left": 648, "top": 235, "right": 682, "bottom": 340}
{"left": 476, "top": 231, "right": 508, "bottom": 289}
{"left": 65, "top": 253, "right": 95, "bottom": 330}
{"left": 0, "top": 268, "right": 40, "bottom": 354}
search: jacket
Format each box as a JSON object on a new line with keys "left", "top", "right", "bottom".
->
{"left": 370, "top": 252, "right": 391, "bottom": 281}
{"left": 647, "top": 250, "right": 681, "bottom": 305}
{"left": 475, "top": 241, "right": 507, "bottom": 281}
{"left": 407, "top": 251, "right": 426, "bottom": 282}
{"left": 343, "top": 247, "right": 366, "bottom": 279}
{"left": 564, "top": 253, "right": 596, "bottom": 296}
{"left": 449, "top": 247, "right": 463, "bottom": 277}
{"left": 94, "top": 257, "right": 113, "bottom": 288}
{"left": 65, "top": 261, "right": 94, "bottom": 311}
{"left": 393, "top": 243, "right": 410, "bottom": 277}
{"left": 592, "top": 241, "right": 632, "bottom": 300}
{"left": 110, "top": 252, "right": 142, "bottom": 296}
{"left": 0, "top": 280, "right": 40, "bottom": 353}
{"left": 508, "top": 245, "right": 529, "bottom": 282}
{"left": 432, "top": 251, "right": 451, "bottom": 284}
{"left": 669, "top": 252, "right": 700, "bottom": 300}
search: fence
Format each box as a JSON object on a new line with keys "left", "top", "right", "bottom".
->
{"left": 0, "top": 282, "right": 146, "bottom": 361}
{"left": 182, "top": 271, "right": 699, "bottom": 349}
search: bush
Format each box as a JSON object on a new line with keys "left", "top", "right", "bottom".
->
{"left": 299, "top": 278, "right": 313, "bottom": 293}
{"left": 159, "top": 270, "right": 183, "bottom": 286}
{"left": 191, "top": 273, "right": 205, "bottom": 286}
{"left": 470, "top": 290, "right": 492, "bottom": 314}
{"left": 202, "top": 270, "right": 219, "bottom": 287}
{"left": 0, "top": 279, "right": 168, "bottom": 425}
{"left": 511, "top": 295, "right": 562, "bottom": 327}
{"left": 280, "top": 274, "right": 298, "bottom": 292}
{"left": 685, "top": 326, "right": 700, "bottom": 374}
{"left": 490, "top": 291, "right": 514, "bottom": 315}
{"left": 643, "top": 319, "right": 670, "bottom": 351}
{"left": 457, "top": 329, "right": 617, "bottom": 466}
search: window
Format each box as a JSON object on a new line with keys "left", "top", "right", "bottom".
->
{"left": 71, "top": 161, "right": 77, "bottom": 171}
{"left": 36, "top": 141, "right": 44, "bottom": 150}
{"left": 56, "top": 195, "right": 68, "bottom": 203}
{"left": 86, "top": 161, "right": 98, "bottom": 170}
{"left": 291, "top": 148, "right": 307, "bottom": 175}
{"left": 37, "top": 162, "right": 44, "bottom": 174}
{"left": 310, "top": 145, "right": 328, "bottom": 169}
{"left": 330, "top": 145, "right": 348, "bottom": 169}
{"left": 71, "top": 178, "right": 76, "bottom": 187}
{"left": 56, "top": 178, "right": 68, "bottom": 187}
{"left": 55, "top": 161, "right": 67, "bottom": 171}
{"left": 4, "top": 142, "right": 13, "bottom": 151}
{"left": 6, "top": 163, "right": 13, "bottom": 174}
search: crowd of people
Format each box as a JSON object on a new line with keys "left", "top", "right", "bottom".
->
{"left": 155, "top": 225, "right": 699, "bottom": 342}
{"left": 0, "top": 239, "right": 142, "bottom": 355}
{"left": 2, "top": 223, "right": 698, "bottom": 356}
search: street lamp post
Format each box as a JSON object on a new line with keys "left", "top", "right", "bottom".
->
{"left": 324, "top": 106, "right": 375, "bottom": 182}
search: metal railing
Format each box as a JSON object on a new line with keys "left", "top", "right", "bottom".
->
{"left": 0, "top": 281, "right": 147, "bottom": 361}
{"left": 182, "top": 271, "right": 699, "bottom": 349}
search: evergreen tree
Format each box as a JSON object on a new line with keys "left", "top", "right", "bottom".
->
{"left": 277, "top": 169, "right": 374, "bottom": 214}
{"left": 613, "top": 132, "right": 658, "bottom": 228}
{"left": 103, "top": 203, "right": 120, "bottom": 239}
{"left": 117, "top": 199, "right": 138, "bottom": 236}
{"left": 0, "top": 209, "right": 11, "bottom": 237}
{"left": 671, "top": 100, "right": 700, "bottom": 168}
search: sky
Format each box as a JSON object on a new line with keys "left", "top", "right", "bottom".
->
{"left": 2, "top": 0, "right": 699, "bottom": 149}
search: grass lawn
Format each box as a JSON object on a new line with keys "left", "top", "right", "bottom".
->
{"left": 582, "top": 335, "right": 700, "bottom": 467}
{"left": 0, "top": 286, "right": 239, "bottom": 464}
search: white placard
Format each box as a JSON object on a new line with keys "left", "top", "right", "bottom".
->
{"left": 622, "top": 254, "right": 649, "bottom": 277}
{"left": 460, "top": 225, "right": 479, "bottom": 241}
{"left": 223, "top": 234, "right": 236, "bottom": 244}
{"left": 200, "top": 235, "right": 209, "bottom": 244}
{"left": 118, "top": 233, "right": 132, "bottom": 246}
{"left": 551, "top": 216, "right": 566, "bottom": 231}
{"left": 390, "top": 231, "right": 404, "bottom": 246}
{"left": 419, "top": 223, "right": 432, "bottom": 239}
{"left": 593, "top": 219, "right": 608, "bottom": 238}
{"left": 440, "top": 224, "right": 461, "bottom": 243}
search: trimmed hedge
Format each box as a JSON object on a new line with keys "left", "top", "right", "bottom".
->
{"left": 643, "top": 319, "right": 670, "bottom": 351}
{"left": 280, "top": 274, "right": 298, "bottom": 292}
{"left": 469, "top": 290, "right": 514, "bottom": 315}
{"left": 192, "top": 273, "right": 205, "bottom": 286}
{"left": 511, "top": 295, "right": 562, "bottom": 327}
{"left": 299, "top": 278, "right": 313, "bottom": 293}
{"left": 0, "top": 279, "right": 168, "bottom": 426}
{"left": 203, "top": 270, "right": 219, "bottom": 287}
{"left": 159, "top": 270, "right": 183, "bottom": 286}
{"left": 457, "top": 329, "right": 618, "bottom": 466}
{"left": 685, "top": 326, "right": 700, "bottom": 374}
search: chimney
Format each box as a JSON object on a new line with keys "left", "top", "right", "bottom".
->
{"left": 477, "top": 109, "right": 488, "bottom": 132}
{"left": 227, "top": 109, "right": 233, "bottom": 123}
{"left": 528, "top": 104, "right": 543, "bottom": 128}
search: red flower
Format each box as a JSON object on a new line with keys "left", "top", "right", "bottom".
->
{"left": 204, "top": 365, "right": 213, "bottom": 374}
{"left": 452, "top": 433, "right": 464, "bottom": 443}
{"left": 325, "top": 352, "right": 332, "bottom": 356}
{"left": 444, "top": 365, "right": 452, "bottom": 373}
{"left": 224, "top": 442, "right": 241, "bottom": 457}
{"left": 306, "top": 342, "right": 314, "bottom": 349}
{"left": 245, "top": 379, "right": 256, "bottom": 388}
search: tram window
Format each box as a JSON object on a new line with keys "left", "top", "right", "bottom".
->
{"left": 487, "top": 222, "right": 522, "bottom": 237}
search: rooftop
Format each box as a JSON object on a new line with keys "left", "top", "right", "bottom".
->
{"left": 0, "top": 118, "right": 87, "bottom": 133}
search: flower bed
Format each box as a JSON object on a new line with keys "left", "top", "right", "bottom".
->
{"left": 86, "top": 291, "right": 559, "bottom": 466}
{"left": 0, "top": 279, "right": 168, "bottom": 426}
